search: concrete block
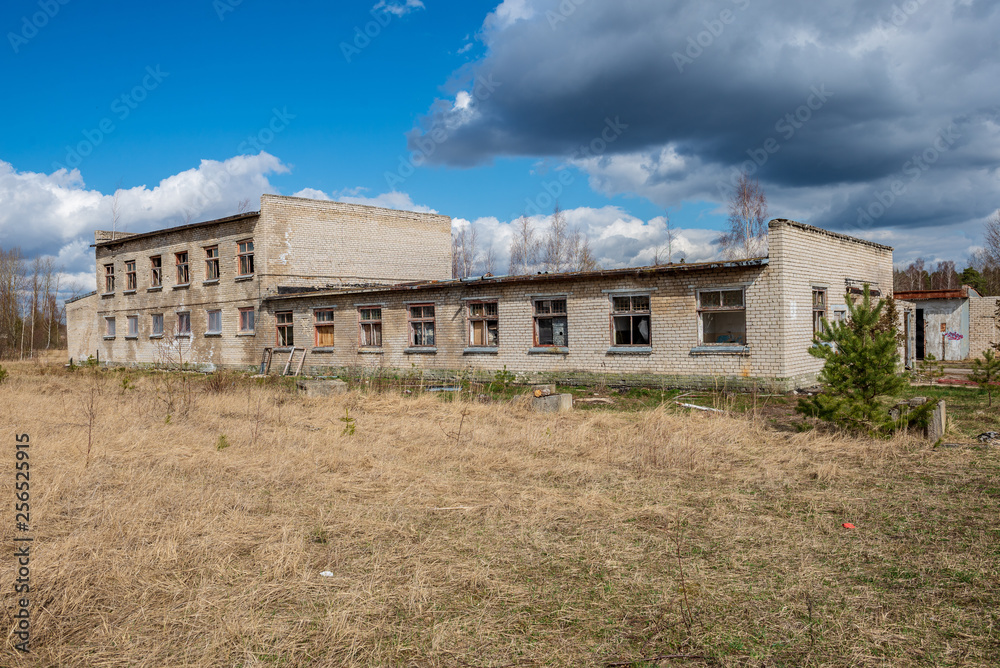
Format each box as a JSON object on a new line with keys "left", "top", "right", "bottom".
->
{"left": 297, "top": 379, "right": 348, "bottom": 397}
{"left": 532, "top": 393, "right": 573, "bottom": 413}
{"left": 929, "top": 400, "right": 946, "bottom": 442}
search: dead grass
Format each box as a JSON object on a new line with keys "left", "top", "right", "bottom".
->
{"left": 1, "top": 360, "right": 998, "bottom": 667}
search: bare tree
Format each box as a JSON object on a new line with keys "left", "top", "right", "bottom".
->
{"left": 482, "top": 243, "right": 496, "bottom": 275}
{"left": 236, "top": 197, "right": 253, "bottom": 214}
{"left": 509, "top": 216, "right": 540, "bottom": 276}
{"left": 569, "top": 229, "right": 599, "bottom": 271}
{"left": 542, "top": 206, "right": 570, "bottom": 272}
{"left": 985, "top": 210, "right": 1000, "bottom": 267}
{"left": 451, "top": 225, "right": 479, "bottom": 279}
{"left": 653, "top": 213, "right": 675, "bottom": 265}
{"left": 110, "top": 188, "right": 123, "bottom": 240}
{"left": 719, "top": 174, "right": 768, "bottom": 259}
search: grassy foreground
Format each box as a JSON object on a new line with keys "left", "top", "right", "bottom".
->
{"left": 1, "top": 360, "right": 998, "bottom": 667}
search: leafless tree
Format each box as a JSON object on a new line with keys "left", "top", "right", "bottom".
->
{"left": 482, "top": 243, "right": 496, "bottom": 275}
{"left": 451, "top": 225, "right": 479, "bottom": 279}
{"left": 543, "top": 206, "right": 570, "bottom": 272}
{"left": 110, "top": 188, "right": 123, "bottom": 240}
{"left": 653, "top": 214, "right": 675, "bottom": 265}
{"left": 509, "top": 216, "right": 540, "bottom": 275}
{"left": 985, "top": 210, "right": 1000, "bottom": 267}
{"left": 236, "top": 197, "right": 253, "bottom": 214}
{"left": 719, "top": 174, "right": 768, "bottom": 259}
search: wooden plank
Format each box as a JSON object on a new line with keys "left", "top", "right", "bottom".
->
{"left": 294, "top": 349, "right": 307, "bottom": 376}
{"left": 282, "top": 348, "right": 295, "bottom": 376}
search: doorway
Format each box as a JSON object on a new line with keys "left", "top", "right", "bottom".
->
{"left": 915, "top": 309, "right": 924, "bottom": 360}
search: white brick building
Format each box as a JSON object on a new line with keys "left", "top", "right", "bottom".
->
{"left": 67, "top": 196, "right": 896, "bottom": 390}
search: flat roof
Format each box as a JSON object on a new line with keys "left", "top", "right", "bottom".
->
{"left": 91, "top": 211, "right": 260, "bottom": 248}
{"left": 264, "top": 257, "right": 769, "bottom": 302}
{"left": 894, "top": 286, "right": 977, "bottom": 301}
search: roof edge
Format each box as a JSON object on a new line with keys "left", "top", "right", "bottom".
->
{"left": 769, "top": 219, "right": 894, "bottom": 251}
{"left": 91, "top": 211, "right": 260, "bottom": 248}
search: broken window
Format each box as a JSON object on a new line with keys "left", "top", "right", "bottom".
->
{"left": 239, "top": 307, "right": 255, "bottom": 334}
{"left": 125, "top": 260, "right": 136, "bottom": 291}
{"left": 698, "top": 288, "right": 746, "bottom": 345}
{"left": 176, "top": 311, "right": 191, "bottom": 336}
{"left": 126, "top": 315, "right": 138, "bottom": 338}
{"left": 408, "top": 304, "right": 435, "bottom": 347}
{"left": 151, "top": 313, "right": 163, "bottom": 337}
{"left": 205, "top": 246, "right": 220, "bottom": 280}
{"left": 150, "top": 256, "right": 162, "bottom": 287}
{"left": 812, "top": 288, "right": 827, "bottom": 334}
{"left": 238, "top": 240, "right": 254, "bottom": 276}
{"left": 468, "top": 300, "right": 499, "bottom": 347}
{"left": 206, "top": 309, "right": 222, "bottom": 335}
{"left": 104, "top": 264, "right": 115, "bottom": 293}
{"left": 534, "top": 298, "right": 568, "bottom": 347}
{"left": 314, "top": 309, "right": 335, "bottom": 347}
{"left": 611, "top": 295, "right": 650, "bottom": 346}
{"left": 105, "top": 316, "right": 116, "bottom": 337}
{"left": 276, "top": 311, "right": 294, "bottom": 347}
{"left": 175, "top": 252, "right": 189, "bottom": 285}
{"left": 359, "top": 307, "right": 382, "bottom": 346}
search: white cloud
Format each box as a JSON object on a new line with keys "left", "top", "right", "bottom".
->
{"left": 372, "top": 0, "right": 425, "bottom": 17}
{"left": 484, "top": 0, "right": 536, "bottom": 32}
{"left": 293, "top": 187, "right": 439, "bottom": 214}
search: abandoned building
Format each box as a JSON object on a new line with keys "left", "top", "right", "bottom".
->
{"left": 893, "top": 286, "right": 1000, "bottom": 361}
{"left": 67, "top": 195, "right": 901, "bottom": 390}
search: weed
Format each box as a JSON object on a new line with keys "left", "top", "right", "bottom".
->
{"left": 216, "top": 434, "right": 230, "bottom": 450}
{"left": 339, "top": 407, "right": 356, "bottom": 436}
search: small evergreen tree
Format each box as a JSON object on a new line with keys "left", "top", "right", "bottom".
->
{"left": 970, "top": 349, "right": 1000, "bottom": 407}
{"left": 798, "top": 285, "right": 929, "bottom": 436}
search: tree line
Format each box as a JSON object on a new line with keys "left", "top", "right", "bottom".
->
{"left": 0, "top": 248, "right": 64, "bottom": 359}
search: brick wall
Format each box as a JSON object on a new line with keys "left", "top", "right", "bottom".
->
{"left": 257, "top": 194, "right": 452, "bottom": 291}
{"left": 969, "top": 295, "right": 1000, "bottom": 359}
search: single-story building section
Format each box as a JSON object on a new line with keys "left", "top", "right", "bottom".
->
{"left": 893, "top": 286, "right": 1000, "bottom": 361}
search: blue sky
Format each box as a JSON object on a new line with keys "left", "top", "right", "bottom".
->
{"left": 2, "top": 0, "right": 998, "bottom": 294}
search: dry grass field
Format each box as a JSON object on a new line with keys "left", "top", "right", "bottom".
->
{"left": 1, "top": 358, "right": 998, "bottom": 667}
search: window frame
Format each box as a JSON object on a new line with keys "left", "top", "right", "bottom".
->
{"left": 609, "top": 294, "right": 651, "bottom": 347}
{"left": 237, "top": 239, "right": 255, "bottom": 277}
{"left": 314, "top": 308, "right": 335, "bottom": 348}
{"left": 206, "top": 309, "right": 222, "bottom": 335}
{"left": 151, "top": 313, "right": 164, "bottom": 338}
{"left": 696, "top": 287, "right": 747, "bottom": 346}
{"left": 104, "top": 316, "right": 116, "bottom": 338}
{"left": 238, "top": 307, "right": 255, "bottom": 335}
{"left": 532, "top": 298, "right": 568, "bottom": 348}
{"left": 176, "top": 311, "right": 191, "bottom": 337}
{"left": 175, "top": 251, "right": 190, "bottom": 285}
{"left": 103, "top": 264, "right": 115, "bottom": 293}
{"left": 205, "top": 246, "right": 220, "bottom": 281}
{"left": 407, "top": 303, "right": 436, "bottom": 348}
{"left": 812, "top": 288, "right": 827, "bottom": 335}
{"left": 126, "top": 314, "right": 138, "bottom": 338}
{"left": 467, "top": 300, "right": 499, "bottom": 348}
{"left": 276, "top": 311, "right": 294, "bottom": 347}
{"left": 124, "top": 260, "right": 137, "bottom": 291}
{"left": 150, "top": 256, "right": 162, "bottom": 288}
{"left": 358, "top": 306, "right": 383, "bottom": 347}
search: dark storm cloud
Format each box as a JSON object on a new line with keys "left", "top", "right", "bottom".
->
{"left": 410, "top": 0, "right": 1000, "bottom": 231}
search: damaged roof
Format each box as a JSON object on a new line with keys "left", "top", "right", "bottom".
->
{"left": 264, "top": 257, "right": 769, "bottom": 302}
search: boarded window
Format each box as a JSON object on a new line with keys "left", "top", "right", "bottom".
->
{"left": 238, "top": 240, "right": 254, "bottom": 276}
{"left": 409, "top": 304, "right": 435, "bottom": 347}
{"left": 276, "top": 311, "right": 294, "bottom": 346}
{"left": 206, "top": 309, "right": 222, "bottom": 334}
{"left": 205, "top": 246, "right": 220, "bottom": 280}
{"left": 359, "top": 307, "right": 382, "bottom": 346}
{"left": 239, "top": 308, "right": 255, "bottom": 334}
{"left": 468, "top": 300, "right": 499, "bottom": 347}
{"left": 534, "top": 299, "right": 567, "bottom": 347}
{"left": 314, "top": 309, "right": 335, "bottom": 347}
{"left": 698, "top": 289, "right": 746, "bottom": 345}
{"left": 611, "top": 295, "right": 650, "bottom": 346}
